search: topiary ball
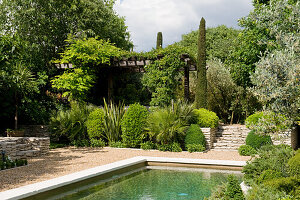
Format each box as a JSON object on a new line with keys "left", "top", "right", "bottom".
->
{"left": 185, "top": 124, "right": 206, "bottom": 150}
{"left": 245, "top": 130, "right": 272, "bottom": 149}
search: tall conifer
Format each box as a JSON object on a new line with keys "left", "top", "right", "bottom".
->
{"left": 195, "top": 17, "right": 207, "bottom": 108}
{"left": 156, "top": 32, "right": 163, "bottom": 49}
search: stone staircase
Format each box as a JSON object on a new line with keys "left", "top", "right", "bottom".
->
{"left": 212, "top": 125, "right": 250, "bottom": 150}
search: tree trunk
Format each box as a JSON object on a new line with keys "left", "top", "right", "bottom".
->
{"left": 14, "top": 92, "right": 18, "bottom": 130}
{"left": 291, "top": 124, "right": 299, "bottom": 150}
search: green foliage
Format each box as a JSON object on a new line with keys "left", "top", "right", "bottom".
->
{"left": 157, "top": 142, "right": 182, "bottom": 152}
{"left": 288, "top": 152, "right": 300, "bottom": 178}
{"left": 245, "top": 130, "right": 273, "bottom": 149}
{"left": 50, "top": 101, "right": 95, "bottom": 145}
{"left": 146, "top": 100, "right": 194, "bottom": 144}
{"left": 251, "top": 39, "right": 300, "bottom": 126}
{"left": 51, "top": 68, "right": 95, "bottom": 101}
{"left": 186, "top": 144, "right": 205, "bottom": 153}
{"left": 243, "top": 144, "right": 294, "bottom": 184}
{"left": 56, "top": 36, "right": 124, "bottom": 67}
{"left": 238, "top": 145, "right": 257, "bottom": 156}
{"left": 195, "top": 17, "right": 207, "bottom": 109}
{"left": 142, "top": 44, "right": 192, "bottom": 106}
{"left": 109, "top": 141, "right": 126, "bottom": 148}
{"left": 246, "top": 184, "right": 291, "bottom": 200}
{"left": 121, "top": 103, "right": 148, "bottom": 147}
{"left": 178, "top": 25, "right": 240, "bottom": 62}
{"left": 264, "top": 177, "right": 300, "bottom": 196}
{"left": 245, "top": 111, "right": 290, "bottom": 135}
{"left": 156, "top": 32, "right": 163, "bottom": 49}
{"left": 50, "top": 142, "right": 68, "bottom": 149}
{"left": 86, "top": 108, "right": 105, "bottom": 140}
{"left": 192, "top": 108, "right": 219, "bottom": 128}
{"left": 257, "top": 169, "right": 283, "bottom": 184}
{"left": 185, "top": 124, "right": 206, "bottom": 149}
{"left": 90, "top": 138, "right": 105, "bottom": 148}
{"left": 245, "top": 112, "right": 264, "bottom": 129}
{"left": 140, "top": 141, "right": 156, "bottom": 150}
{"left": 102, "top": 100, "right": 125, "bottom": 143}
{"left": 224, "top": 175, "right": 245, "bottom": 200}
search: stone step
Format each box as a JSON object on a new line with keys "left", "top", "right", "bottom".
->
{"left": 214, "top": 137, "right": 246, "bottom": 142}
{"left": 212, "top": 142, "right": 243, "bottom": 147}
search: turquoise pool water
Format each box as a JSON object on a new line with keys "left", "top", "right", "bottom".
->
{"left": 59, "top": 168, "right": 242, "bottom": 200}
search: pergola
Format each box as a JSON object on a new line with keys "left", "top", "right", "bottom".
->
{"left": 55, "top": 53, "right": 196, "bottom": 101}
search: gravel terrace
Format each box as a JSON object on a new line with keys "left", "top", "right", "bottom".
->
{"left": 0, "top": 147, "right": 251, "bottom": 192}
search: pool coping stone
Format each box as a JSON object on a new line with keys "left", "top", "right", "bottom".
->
{"left": 0, "top": 156, "right": 246, "bottom": 200}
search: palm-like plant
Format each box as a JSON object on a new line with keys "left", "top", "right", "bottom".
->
{"left": 102, "top": 99, "right": 125, "bottom": 143}
{"left": 146, "top": 100, "right": 194, "bottom": 144}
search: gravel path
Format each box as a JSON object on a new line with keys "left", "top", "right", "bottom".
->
{"left": 0, "top": 147, "right": 250, "bottom": 192}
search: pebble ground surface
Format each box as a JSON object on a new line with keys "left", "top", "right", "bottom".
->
{"left": 0, "top": 147, "right": 251, "bottom": 192}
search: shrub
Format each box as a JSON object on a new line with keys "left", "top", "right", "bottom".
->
{"left": 288, "top": 152, "right": 300, "bottom": 178}
{"left": 146, "top": 100, "right": 194, "bottom": 144}
{"left": 121, "top": 103, "right": 148, "bottom": 147}
{"left": 186, "top": 144, "right": 205, "bottom": 153}
{"left": 102, "top": 100, "right": 125, "bottom": 143}
{"left": 245, "top": 130, "right": 272, "bottom": 149}
{"left": 140, "top": 141, "right": 156, "bottom": 150}
{"left": 192, "top": 108, "right": 219, "bottom": 128}
{"left": 224, "top": 175, "right": 245, "bottom": 200}
{"left": 50, "top": 101, "right": 95, "bottom": 145}
{"left": 157, "top": 142, "right": 182, "bottom": 152}
{"left": 86, "top": 108, "right": 105, "bottom": 140}
{"left": 256, "top": 169, "right": 283, "bottom": 184}
{"left": 90, "top": 138, "right": 105, "bottom": 148}
{"left": 245, "top": 111, "right": 290, "bottom": 135}
{"left": 246, "top": 185, "right": 290, "bottom": 200}
{"left": 245, "top": 112, "right": 264, "bottom": 129}
{"left": 185, "top": 124, "right": 206, "bottom": 149}
{"left": 264, "top": 177, "right": 300, "bottom": 196}
{"left": 109, "top": 141, "right": 126, "bottom": 148}
{"left": 238, "top": 145, "right": 257, "bottom": 156}
{"left": 72, "top": 139, "right": 90, "bottom": 147}
{"left": 243, "top": 144, "right": 294, "bottom": 183}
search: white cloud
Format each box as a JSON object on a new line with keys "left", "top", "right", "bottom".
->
{"left": 115, "top": 0, "right": 253, "bottom": 52}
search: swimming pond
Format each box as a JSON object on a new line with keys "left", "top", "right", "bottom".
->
{"left": 57, "top": 167, "right": 242, "bottom": 200}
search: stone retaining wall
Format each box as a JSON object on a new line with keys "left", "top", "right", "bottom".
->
{"left": 200, "top": 128, "right": 217, "bottom": 150}
{"left": 0, "top": 137, "right": 50, "bottom": 160}
{"left": 19, "top": 125, "right": 50, "bottom": 137}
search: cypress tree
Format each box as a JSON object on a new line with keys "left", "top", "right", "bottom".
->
{"left": 195, "top": 17, "right": 207, "bottom": 108}
{"left": 156, "top": 32, "right": 163, "bottom": 49}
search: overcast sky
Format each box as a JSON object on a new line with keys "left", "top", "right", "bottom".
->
{"left": 114, "top": 0, "right": 253, "bottom": 52}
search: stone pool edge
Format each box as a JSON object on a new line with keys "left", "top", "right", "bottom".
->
{"left": 0, "top": 156, "right": 247, "bottom": 200}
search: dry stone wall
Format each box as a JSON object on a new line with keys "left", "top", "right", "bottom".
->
{"left": 200, "top": 128, "right": 217, "bottom": 150}
{"left": 0, "top": 137, "right": 50, "bottom": 159}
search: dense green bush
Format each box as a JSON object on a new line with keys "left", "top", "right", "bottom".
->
{"left": 90, "top": 138, "right": 105, "bottom": 148}
{"left": 238, "top": 145, "right": 257, "bottom": 156}
{"left": 86, "top": 108, "right": 105, "bottom": 140}
{"left": 121, "top": 103, "right": 148, "bottom": 147}
{"left": 288, "top": 151, "right": 300, "bottom": 178}
{"left": 245, "top": 112, "right": 264, "bottom": 129}
{"left": 257, "top": 169, "right": 283, "bottom": 184}
{"left": 224, "top": 175, "right": 245, "bottom": 200}
{"left": 140, "top": 141, "right": 156, "bottom": 150}
{"left": 50, "top": 101, "right": 95, "bottom": 145}
{"left": 264, "top": 177, "right": 300, "bottom": 196}
{"left": 246, "top": 185, "right": 291, "bottom": 200}
{"left": 186, "top": 144, "right": 205, "bottom": 153}
{"left": 245, "top": 130, "right": 272, "bottom": 149}
{"left": 157, "top": 142, "right": 182, "bottom": 152}
{"left": 146, "top": 100, "right": 193, "bottom": 144}
{"left": 192, "top": 108, "right": 219, "bottom": 128}
{"left": 243, "top": 145, "right": 294, "bottom": 184}
{"left": 109, "top": 141, "right": 126, "bottom": 148}
{"left": 185, "top": 124, "right": 206, "bottom": 149}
